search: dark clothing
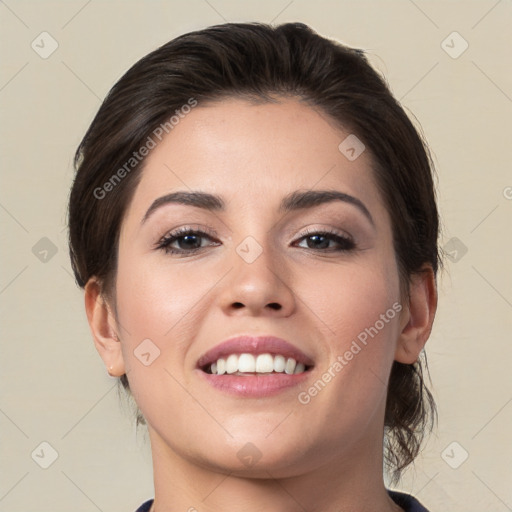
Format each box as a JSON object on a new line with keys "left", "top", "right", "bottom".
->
{"left": 135, "top": 490, "right": 429, "bottom": 511}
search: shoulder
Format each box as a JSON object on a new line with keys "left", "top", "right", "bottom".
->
{"left": 134, "top": 498, "right": 153, "bottom": 512}
{"left": 388, "top": 490, "right": 431, "bottom": 512}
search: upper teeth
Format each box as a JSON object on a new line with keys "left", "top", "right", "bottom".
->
{"left": 209, "top": 353, "right": 306, "bottom": 375}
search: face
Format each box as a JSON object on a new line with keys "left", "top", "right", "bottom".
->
{"left": 112, "top": 97, "right": 406, "bottom": 477}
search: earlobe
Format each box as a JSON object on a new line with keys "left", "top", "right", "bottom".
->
{"left": 84, "top": 278, "right": 126, "bottom": 377}
{"left": 395, "top": 266, "right": 437, "bottom": 364}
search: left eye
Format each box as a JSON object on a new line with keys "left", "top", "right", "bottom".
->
{"left": 295, "top": 231, "right": 355, "bottom": 251}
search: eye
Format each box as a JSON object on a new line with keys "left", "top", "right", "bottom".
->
{"left": 294, "top": 228, "right": 355, "bottom": 252}
{"left": 155, "top": 227, "right": 219, "bottom": 255}
{"left": 155, "top": 226, "right": 355, "bottom": 256}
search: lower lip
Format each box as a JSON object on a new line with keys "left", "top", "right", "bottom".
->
{"left": 197, "top": 369, "right": 311, "bottom": 397}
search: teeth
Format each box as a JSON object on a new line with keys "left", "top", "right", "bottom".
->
{"left": 207, "top": 353, "right": 308, "bottom": 376}
{"left": 273, "top": 355, "right": 286, "bottom": 372}
{"left": 284, "top": 357, "right": 296, "bottom": 374}
{"left": 294, "top": 362, "right": 305, "bottom": 374}
{"left": 226, "top": 354, "right": 238, "bottom": 374}
{"left": 256, "top": 353, "right": 274, "bottom": 373}
{"left": 238, "top": 353, "right": 256, "bottom": 372}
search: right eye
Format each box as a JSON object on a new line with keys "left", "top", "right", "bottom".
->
{"left": 155, "top": 227, "right": 220, "bottom": 255}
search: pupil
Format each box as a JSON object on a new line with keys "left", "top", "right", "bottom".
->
{"left": 181, "top": 235, "right": 200, "bottom": 249}
{"left": 308, "top": 235, "right": 328, "bottom": 249}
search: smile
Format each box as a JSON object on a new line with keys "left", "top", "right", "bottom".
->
{"left": 196, "top": 335, "right": 315, "bottom": 397}
{"left": 204, "top": 353, "right": 310, "bottom": 375}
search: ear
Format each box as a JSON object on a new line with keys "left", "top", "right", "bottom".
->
{"left": 84, "top": 277, "right": 126, "bottom": 377}
{"left": 395, "top": 265, "right": 437, "bottom": 364}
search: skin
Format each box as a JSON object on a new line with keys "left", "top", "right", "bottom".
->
{"left": 85, "top": 97, "right": 437, "bottom": 512}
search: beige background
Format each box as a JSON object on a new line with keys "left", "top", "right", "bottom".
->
{"left": 1, "top": 1, "right": 511, "bottom": 511}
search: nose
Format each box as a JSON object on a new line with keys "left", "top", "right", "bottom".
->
{"left": 218, "top": 240, "right": 296, "bottom": 317}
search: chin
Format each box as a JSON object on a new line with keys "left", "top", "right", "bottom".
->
{"left": 193, "top": 433, "right": 315, "bottom": 477}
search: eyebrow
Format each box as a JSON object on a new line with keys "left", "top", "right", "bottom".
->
{"left": 141, "top": 189, "right": 374, "bottom": 226}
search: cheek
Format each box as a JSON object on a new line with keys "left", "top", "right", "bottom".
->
{"left": 304, "top": 260, "right": 402, "bottom": 406}
{"left": 113, "top": 249, "right": 223, "bottom": 394}
{"left": 115, "top": 250, "right": 210, "bottom": 340}
{"left": 113, "top": 254, "right": 208, "bottom": 423}
{"left": 301, "top": 256, "right": 401, "bottom": 345}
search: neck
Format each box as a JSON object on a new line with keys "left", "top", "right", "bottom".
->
{"left": 147, "top": 428, "right": 402, "bottom": 512}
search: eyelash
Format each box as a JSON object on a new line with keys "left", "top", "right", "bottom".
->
{"left": 155, "top": 226, "right": 356, "bottom": 256}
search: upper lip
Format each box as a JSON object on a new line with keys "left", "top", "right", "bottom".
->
{"left": 196, "top": 335, "right": 315, "bottom": 370}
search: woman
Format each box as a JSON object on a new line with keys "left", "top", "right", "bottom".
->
{"left": 68, "top": 22, "right": 439, "bottom": 512}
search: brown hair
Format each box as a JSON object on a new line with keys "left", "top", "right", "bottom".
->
{"left": 68, "top": 21, "right": 439, "bottom": 482}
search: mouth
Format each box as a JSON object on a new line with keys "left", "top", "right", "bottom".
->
{"left": 201, "top": 352, "right": 314, "bottom": 376}
{"left": 197, "top": 335, "right": 315, "bottom": 374}
{"left": 196, "top": 335, "right": 315, "bottom": 397}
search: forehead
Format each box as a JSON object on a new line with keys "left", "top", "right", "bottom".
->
{"left": 123, "top": 97, "right": 387, "bottom": 225}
